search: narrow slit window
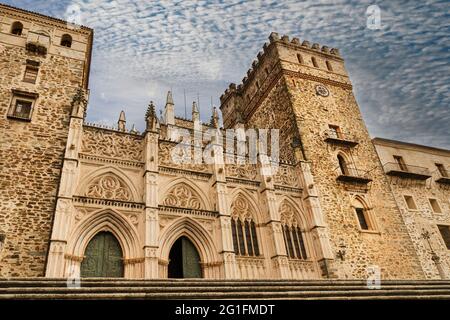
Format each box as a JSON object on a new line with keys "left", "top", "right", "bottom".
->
{"left": 326, "top": 60, "right": 333, "bottom": 71}
{"left": 355, "top": 207, "right": 369, "bottom": 230}
{"left": 437, "top": 225, "right": 450, "bottom": 250}
{"left": 297, "top": 53, "right": 304, "bottom": 64}
{"left": 311, "top": 57, "right": 319, "bottom": 68}
{"left": 429, "top": 199, "right": 442, "bottom": 213}
{"left": 404, "top": 195, "right": 417, "bottom": 210}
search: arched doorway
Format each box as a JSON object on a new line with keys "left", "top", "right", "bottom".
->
{"left": 168, "top": 236, "right": 202, "bottom": 278}
{"left": 80, "top": 231, "right": 124, "bottom": 278}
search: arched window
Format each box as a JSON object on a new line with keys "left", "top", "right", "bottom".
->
{"left": 311, "top": 56, "right": 319, "bottom": 68}
{"left": 280, "top": 201, "right": 308, "bottom": 260}
{"left": 297, "top": 53, "right": 304, "bottom": 64}
{"left": 230, "top": 194, "right": 260, "bottom": 257}
{"left": 326, "top": 61, "right": 333, "bottom": 71}
{"left": 353, "top": 198, "right": 373, "bottom": 231}
{"left": 61, "top": 34, "right": 72, "bottom": 48}
{"left": 11, "top": 22, "right": 23, "bottom": 36}
{"left": 338, "top": 154, "right": 349, "bottom": 175}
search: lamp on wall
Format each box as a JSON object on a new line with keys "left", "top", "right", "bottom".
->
{"left": 336, "top": 240, "right": 347, "bottom": 261}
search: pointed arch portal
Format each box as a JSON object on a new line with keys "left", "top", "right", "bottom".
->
{"left": 168, "top": 236, "right": 202, "bottom": 278}
{"left": 80, "top": 231, "right": 124, "bottom": 278}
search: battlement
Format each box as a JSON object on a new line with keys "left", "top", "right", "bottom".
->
{"left": 220, "top": 32, "right": 341, "bottom": 105}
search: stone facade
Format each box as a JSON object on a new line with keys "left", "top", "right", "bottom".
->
{"left": 0, "top": 5, "right": 447, "bottom": 281}
{"left": 374, "top": 138, "right": 450, "bottom": 279}
{"left": 0, "top": 4, "right": 92, "bottom": 277}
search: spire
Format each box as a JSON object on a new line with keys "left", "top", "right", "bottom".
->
{"left": 210, "top": 106, "right": 219, "bottom": 128}
{"left": 164, "top": 90, "right": 175, "bottom": 125}
{"left": 118, "top": 110, "right": 126, "bottom": 132}
{"left": 192, "top": 101, "right": 200, "bottom": 123}
{"left": 130, "top": 124, "right": 138, "bottom": 134}
{"left": 146, "top": 101, "right": 159, "bottom": 132}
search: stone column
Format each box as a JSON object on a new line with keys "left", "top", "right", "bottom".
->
{"left": 143, "top": 131, "right": 160, "bottom": 278}
{"left": 210, "top": 130, "right": 238, "bottom": 278}
{"left": 46, "top": 90, "right": 86, "bottom": 278}
{"left": 298, "top": 160, "right": 336, "bottom": 278}
{"left": 259, "top": 155, "right": 290, "bottom": 279}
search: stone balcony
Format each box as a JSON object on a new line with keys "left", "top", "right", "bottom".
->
{"left": 384, "top": 162, "right": 432, "bottom": 180}
{"left": 435, "top": 166, "right": 450, "bottom": 185}
{"left": 323, "top": 130, "right": 358, "bottom": 147}
{"left": 335, "top": 167, "right": 372, "bottom": 184}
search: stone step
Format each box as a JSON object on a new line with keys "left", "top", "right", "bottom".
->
{"left": 1, "top": 279, "right": 449, "bottom": 300}
{"left": 2, "top": 289, "right": 450, "bottom": 300}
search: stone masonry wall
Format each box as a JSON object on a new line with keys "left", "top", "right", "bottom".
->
{"left": 0, "top": 44, "right": 86, "bottom": 277}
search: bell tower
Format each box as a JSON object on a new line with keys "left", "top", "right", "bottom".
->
{"left": 220, "top": 32, "right": 424, "bottom": 279}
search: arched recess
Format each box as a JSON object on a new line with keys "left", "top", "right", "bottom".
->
{"left": 76, "top": 166, "right": 140, "bottom": 202}
{"left": 351, "top": 195, "right": 377, "bottom": 231}
{"left": 229, "top": 188, "right": 263, "bottom": 223}
{"left": 159, "top": 217, "right": 220, "bottom": 278}
{"left": 277, "top": 196, "right": 310, "bottom": 228}
{"left": 278, "top": 198, "right": 311, "bottom": 260}
{"left": 159, "top": 177, "right": 212, "bottom": 210}
{"left": 66, "top": 209, "right": 142, "bottom": 277}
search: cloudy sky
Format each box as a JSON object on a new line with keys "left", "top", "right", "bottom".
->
{"left": 4, "top": 0, "right": 449, "bottom": 148}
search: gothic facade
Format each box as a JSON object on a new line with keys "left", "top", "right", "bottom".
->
{"left": 0, "top": 4, "right": 448, "bottom": 280}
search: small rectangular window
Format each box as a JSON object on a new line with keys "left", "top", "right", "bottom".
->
{"left": 437, "top": 225, "right": 450, "bottom": 250}
{"left": 429, "top": 199, "right": 442, "bottom": 213}
{"left": 326, "top": 61, "right": 333, "bottom": 71}
{"left": 23, "top": 66, "right": 38, "bottom": 83}
{"left": 404, "top": 195, "right": 417, "bottom": 210}
{"left": 311, "top": 57, "right": 319, "bottom": 68}
{"left": 436, "top": 163, "right": 448, "bottom": 177}
{"left": 355, "top": 208, "right": 369, "bottom": 230}
{"left": 394, "top": 155, "right": 408, "bottom": 171}
{"left": 7, "top": 90, "right": 38, "bottom": 121}
{"left": 328, "top": 124, "right": 342, "bottom": 139}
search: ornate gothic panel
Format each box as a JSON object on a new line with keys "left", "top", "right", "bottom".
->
{"left": 85, "top": 174, "right": 133, "bottom": 201}
{"left": 81, "top": 127, "right": 143, "bottom": 161}
{"left": 163, "top": 183, "right": 203, "bottom": 210}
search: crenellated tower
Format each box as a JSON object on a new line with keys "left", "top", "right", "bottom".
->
{"left": 220, "top": 32, "right": 425, "bottom": 279}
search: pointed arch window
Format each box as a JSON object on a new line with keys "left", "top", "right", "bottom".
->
{"left": 353, "top": 198, "right": 376, "bottom": 232}
{"left": 338, "top": 154, "right": 349, "bottom": 175}
{"left": 230, "top": 195, "right": 260, "bottom": 257}
{"left": 280, "top": 201, "right": 308, "bottom": 260}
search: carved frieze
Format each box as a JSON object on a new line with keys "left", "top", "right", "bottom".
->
{"left": 163, "top": 184, "right": 202, "bottom": 210}
{"left": 81, "top": 128, "right": 143, "bottom": 161}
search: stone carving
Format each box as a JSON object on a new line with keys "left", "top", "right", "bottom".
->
{"left": 226, "top": 163, "right": 258, "bottom": 180}
{"left": 280, "top": 200, "right": 301, "bottom": 227}
{"left": 231, "top": 194, "right": 254, "bottom": 221}
{"left": 159, "top": 142, "right": 209, "bottom": 173}
{"left": 81, "top": 128, "right": 143, "bottom": 161}
{"left": 85, "top": 174, "right": 132, "bottom": 201}
{"left": 274, "top": 165, "right": 301, "bottom": 188}
{"left": 315, "top": 84, "right": 329, "bottom": 97}
{"left": 163, "top": 184, "right": 202, "bottom": 209}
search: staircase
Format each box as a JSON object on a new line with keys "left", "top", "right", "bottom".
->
{"left": 1, "top": 278, "right": 450, "bottom": 300}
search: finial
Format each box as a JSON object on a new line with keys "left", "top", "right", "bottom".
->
{"left": 146, "top": 101, "right": 159, "bottom": 132}
{"left": 118, "top": 110, "right": 126, "bottom": 132}
{"left": 130, "top": 124, "right": 138, "bottom": 134}
{"left": 192, "top": 101, "right": 199, "bottom": 114}
{"left": 210, "top": 106, "right": 219, "bottom": 128}
{"left": 166, "top": 90, "right": 174, "bottom": 105}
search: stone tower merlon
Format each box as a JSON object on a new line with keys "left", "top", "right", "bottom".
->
{"left": 219, "top": 32, "right": 345, "bottom": 128}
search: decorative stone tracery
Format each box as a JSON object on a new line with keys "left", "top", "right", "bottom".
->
{"left": 163, "top": 183, "right": 202, "bottom": 210}
{"left": 85, "top": 174, "right": 132, "bottom": 201}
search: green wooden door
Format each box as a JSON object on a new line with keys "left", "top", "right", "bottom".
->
{"left": 80, "top": 231, "right": 124, "bottom": 278}
{"left": 182, "top": 237, "right": 202, "bottom": 278}
{"left": 168, "top": 236, "right": 202, "bottom": 278}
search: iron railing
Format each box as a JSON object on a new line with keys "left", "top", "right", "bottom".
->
{"left": 335, "top": 166, "right": 372, "bottom": 184}
{"left": 383, "top": 162, "right": 431, "bottom": 180}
